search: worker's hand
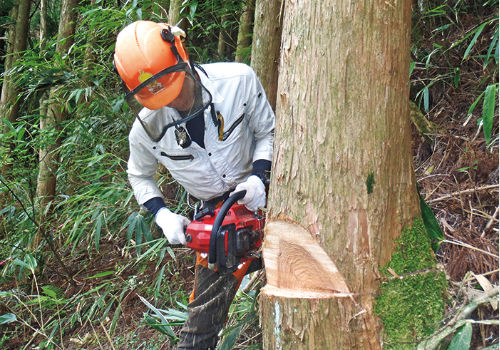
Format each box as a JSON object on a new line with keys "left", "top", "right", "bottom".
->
{"left": 232, "top": 175, "right": 266, "bottom": 212}
{"left": 155, "top": 208, "right": 190, "bottom": 245}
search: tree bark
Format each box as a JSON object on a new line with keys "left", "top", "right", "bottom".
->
{"left": 39, "top": 0, "right": 48, "bottom": 50}
{"left": 235, "top": 0, "right": 255, "bottom": 63}
{"left": 168, "top": 0, "right": 187, "bottom": 32}
{"left": 0, "top": 0, "right": 31, "bottom": 127}
{"left": 260, "top": 0, "right": 419, "bottom": 348}
{"left": 250, "top": 0, "right": 283, "bottom": 111}
{"left": 217, "top": 14, "right": 231, "bottom": 59}
{"left": 36, "top": 0, "right": 79, "bottom": 218}
{"left": 1, "top": 4, "right": 18, "bottom": 111}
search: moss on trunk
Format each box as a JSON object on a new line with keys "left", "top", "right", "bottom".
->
{"left": 375, "top": 218, "right": 447, "bottom": 349}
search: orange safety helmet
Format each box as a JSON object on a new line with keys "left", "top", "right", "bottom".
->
{"left": 114, "top": 21, "right": 189, "bottom": 110}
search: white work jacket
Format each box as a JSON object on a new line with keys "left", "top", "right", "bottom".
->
{"left": 127, "top": 62, "right": 275, "bottom": 205}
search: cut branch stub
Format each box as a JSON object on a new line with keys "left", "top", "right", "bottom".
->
{"left": 262, "top": 220, "right": 350, "bottom": 298}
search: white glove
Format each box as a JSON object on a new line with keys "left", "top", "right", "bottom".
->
{"left": 155, "top": 208, "right": 190, "bottom": 245}
{"left": 231, "top": 175, "right": 266, "bottom": 212}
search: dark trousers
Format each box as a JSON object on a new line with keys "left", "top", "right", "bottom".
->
{"left": 175, "top": 254, "right": 259, "bottom": 350}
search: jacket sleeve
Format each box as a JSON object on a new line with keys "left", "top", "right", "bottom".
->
{"left": 244, "top": 66, "right": 275, "bottom": 162}
{"left": 127, "top": 126, "right": 164, "bottom": 205}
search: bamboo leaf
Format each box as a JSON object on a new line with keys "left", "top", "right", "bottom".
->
{"left": 95, "top": 213, "right": 103, "bottom": 251}
{"left": 423, "top": 87, "right": 430, "bottom": 113}
{"left": 24, "top": 253, "right": 38, "bottom": 272}
{"left": 448, "top": 322, "right": 472, "bottom": 350}
{"left": 139, "top": 295, "right": 177, "bottom": 339}
{"left": 409, "top": 61, "right": 416, "bottom": 77}
{"left": 42, "top": 285, "right": 63, "bottom": 299}
{"left": 484, "top": 28, "right": 498, "bottom": 68}
{"left": 463, "top": 22, "right": 487, "bottom": 60}
{"left": 110, "top": 304, "right": 122, "bottom": 334}
{"left": 135, "top": 216, "right": 143, "bottom": 255}
{"left": 480, "top": 84, "right": 497, "bottom": 145}
{"left": 219, "top": 326, "right": 242, "bottom": 350}
{"left": 13, "top": 258, "right": 30, "bottom": 271}
{"left": 167, "top": 246, "right": 176, "bottom": 261}
{"left": 467, "top": 91, "right": 485, "bottom": 117}
{"left": 125, "top": 212, "right": 138, "bottom": 243}
{"left": 418, "top": 189, "right": 443, "bottom": 252}
{"left": 85, "top": 270, "right": 115, "bottom": 279}
{"left": 0, "top": 313, "right": 17, "bottom": 325}
{"left": 154, "top": 265, "right": 166, "bottom": 299}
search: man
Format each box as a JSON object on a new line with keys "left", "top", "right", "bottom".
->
{"left": 114, "top": 21, "right": 275, "bottom": 349}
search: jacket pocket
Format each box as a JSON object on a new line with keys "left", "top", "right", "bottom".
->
{"left": 160, "top": 152, "right": 194, "bottom": 161}
{"left": 222, "top": 113, "right": 245, "bottom": 141}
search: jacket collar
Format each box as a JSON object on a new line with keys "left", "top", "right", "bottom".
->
{"left": 195, "top": 65, "right": 223, "bottom": 104}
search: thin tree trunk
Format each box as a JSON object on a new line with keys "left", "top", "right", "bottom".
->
{"left": 39, "top": 0, "right": 48, "bottom": 50}
{"left": 0, "top": 0, "right": 31, "bottom": 128}
{"left": 1, "top": 4, "right": 18, "bottom": 117}
{"left": 260, "top": 0, "right": 418, "bottom": 348}
{"left": 168, "top": 0, "right": 187, "bottom": 32}
{"left": 250, "top": 0, "right": 283, "bottom": 110}
{"left": 217, "top": 14, "right": 231, "bottom": 59}
{"left": 235, "top": 0, "right": 255, "bottom": 63}
{"left": 36, "top": 0, "right": 79, "bottom": 221}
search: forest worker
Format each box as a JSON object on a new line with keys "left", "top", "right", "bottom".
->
{"left": 113, "top": 21, "right": 275, "bottom": 349}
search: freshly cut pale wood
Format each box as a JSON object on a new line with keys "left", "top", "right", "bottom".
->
{"left": 262, "top": 220, "right": 350, "bottom": 297}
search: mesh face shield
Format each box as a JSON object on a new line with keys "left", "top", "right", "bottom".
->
{"left": 125, "top": 64, "right": 212, "bottom": 142}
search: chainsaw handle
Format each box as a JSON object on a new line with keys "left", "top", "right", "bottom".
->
{"left": 208, "top": 190, "right": 247, "bottom": 269}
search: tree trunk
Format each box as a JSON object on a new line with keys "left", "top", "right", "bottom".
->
{"left": 39, "top": 0, "right": 48, "bottom": 50}
{"left": 36, "top": 0, "right": 78, "bottom": 219}
{"left": 250, "top": 0, "right": 283, "bottom": 111}
{"left": 235, "top": 0, "right": 255, "bottom": 63}
{"left": 260, "top": 0, "right": 418, "bottom": 348}
{"left": 0, "top": 0, "right": 31, "bottom": 128}
{"left": 168, "top": 0, "right": 187, "bottom": 32}
{"left": 1, "top": 4, "right": 18, "bottom": 112}
{"left": 217, "top": 14, "right": 231, "bottom": 59}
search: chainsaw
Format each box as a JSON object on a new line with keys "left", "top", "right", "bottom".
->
{"left": 185, "top": 190, "right": 264, "bottom": 272}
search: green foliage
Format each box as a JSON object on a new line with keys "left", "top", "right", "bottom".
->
{"left": 478, "top": 83, "right": 498, "bottom": 145}
{"left": 182, "top": 0, "right": 245, "bottom": 62}
{"left": 411, "top": 0, "right": 498, "bottom": 146}
{"left": 0, "top": 313, "right": 17, "bottom": 325}
{"left": 418, "top": 188, "right": 444, "bottom": 252}
{"left": 218, "top": 275, "right": 262, "bottom": 349}
{"left": 0, "top": 1, "right": 216, "bottom": 347}
{"left": 448, "top": 322, "right": 473, "bottom": 350}
{"left": 139, "top": 295, "right": 187, "bottom": 342}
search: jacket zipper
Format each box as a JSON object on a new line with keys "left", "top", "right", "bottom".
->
{"left": 222, "top": 114, "right": 245, "bottom": 141}
{"left": 160, "top": 152, "right": 194, "bottom": 161}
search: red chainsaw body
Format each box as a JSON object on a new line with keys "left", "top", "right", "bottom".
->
{"left": 186, "top": 204, "right": 263, "bottom": 254}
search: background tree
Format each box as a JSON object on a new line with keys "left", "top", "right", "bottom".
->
{"left": 235, "top": 0, "right": 254, "bottom": 63}
{"left": 0, "top": 0, "right": 31, "bottom": 127}
{"left": 259, "top": 0, "right": 425, "bottom": 348}
{"left": 168, "top": 0, "right": 188, "bottom": 32}
{"left": 35, "top": 0, "right": 79, "bottom": 230}
{"left": 250, "top": 0, "right": 282, "bottom": 110}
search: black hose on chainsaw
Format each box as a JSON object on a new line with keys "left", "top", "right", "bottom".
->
{"left": 208, "top": 190, "right": 246, "bottom": 270}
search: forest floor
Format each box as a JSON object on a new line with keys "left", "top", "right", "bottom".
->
{"left": 409, "top": 14, "right": 499, "bottom": 345}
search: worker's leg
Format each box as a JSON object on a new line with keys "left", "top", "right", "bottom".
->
{"left": 175, "top": 254, "right": 256, "bottom": 350}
